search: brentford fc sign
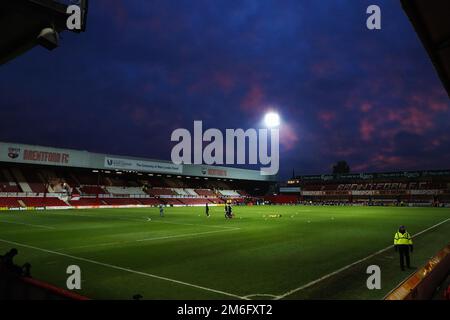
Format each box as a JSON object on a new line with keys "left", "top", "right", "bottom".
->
{"left": 23, "top": 149, "right": 70, "bottom": 164}
{"left": 6, "top": 146, "right": 70, "bottom": 164}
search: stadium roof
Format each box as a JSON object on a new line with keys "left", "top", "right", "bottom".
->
{"left": 0, "top": 0, "right": 88, "bottom": 65}
{"left": 0, "top": 141, "right": 277, "bottom": 182}
{"left": 401, "top": 0, "right": 450, "bottom": 98}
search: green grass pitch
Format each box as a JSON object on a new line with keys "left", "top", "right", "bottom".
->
{"left": 0, "top": 205, "right": 449, "bottom": 300}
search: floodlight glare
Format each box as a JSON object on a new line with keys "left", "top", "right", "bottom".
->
{"left": 264, "top": 112, "right": 280, "bottom": 128}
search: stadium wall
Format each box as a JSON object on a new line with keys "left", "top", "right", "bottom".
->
{"left": 385, "top": 244, "right": 450, "bottom": 300}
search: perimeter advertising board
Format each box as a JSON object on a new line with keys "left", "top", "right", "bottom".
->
{"left": 104, "top": 157, "right": 182, "bottom": 174}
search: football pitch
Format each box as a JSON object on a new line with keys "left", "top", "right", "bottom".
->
{"left": 0, "top": 205, "right": 449, "bottom": 300}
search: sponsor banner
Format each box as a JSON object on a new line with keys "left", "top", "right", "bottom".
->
{"left": 300, "top": 190, "right": 445, "bottom": 196}
{"left": 182, "top": 164, "right": 276, "bottom": 181}
{"left": 298, "top": 170, "right": 450, "bottom": 181}
{"left": 409, "top": 189, "right": 443, "bottom": 195}
{"left": 301, "top": 191, "right": 324, "bottom": 196}
{"left": 340, "top": 173, "right": 366, "bottom": 179}
{"left": 424, "top": 170, "right": 450, "bottom": 176}
{"left": 352, "top": 190, "right": 374, "bottom": 196}
{"left": 46, "top": 206, "right": 72, "bottom": 210}
{"left": 279, "top": 187, "right": 301, "bottom": 193}
{"left": 104, "top": 157, "right": 182, "bottom": 174}
{"left": 301, "top": 175, "right": 322, "bottom": 181}
{"left": 203, "top": 168, "right": 227, "bottom": 177}
{"left": 378, "top": 172, "right": 405, "bottom": 178}
{"left": 379, "top": 190, "right": 407, "bottom": 195}
{"left": 325, "top": 191, "right": 350, "bottom": 195}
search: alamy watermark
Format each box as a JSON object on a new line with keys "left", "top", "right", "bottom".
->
{"left": 170, "top": 121, "right": 279, "bottom": 175}
{"left": 66, "top": 2, "right": 86, "bottom": 31}
{"left": 366, "top": 5, "right": 381, "bottom": 30}
{"left": 366, "top": 265, "right": 381, "bottom": 290}
{"left": 66, "top": 265, "right": 81, "bottom": 290}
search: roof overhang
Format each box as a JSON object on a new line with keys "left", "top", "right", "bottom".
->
{"left": 401, "top": 0, "right": 450, "bottom": 98}
{"left": 0, "top": 0, "right": 88, "bottom": 65}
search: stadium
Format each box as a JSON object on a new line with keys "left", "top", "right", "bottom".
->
{"left": 0, "top": 0, "right": 450, "bottom": 305}
{"left": 0, "top": 141, "right": 449, "bottom": 300}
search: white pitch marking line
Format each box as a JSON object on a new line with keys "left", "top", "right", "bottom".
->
{"left": 47, "top": 212, "right": 144, "bottom": 223}
{"left": 243, "top": 294, "right": 280, "bottom": 299}
{"left": 56, "top": 227, "right": 240, "bottom": 251}
{"left": 55, "top": 241, "right": 123, "bottom": 251}
{"left": 136, "top": 228, "right": 240, "bottom": 242}
{"left": 149, "top": 219, "right": 239, "bottom": 230}
{"left": 0, "top": 219, "right": 55, "bottom": 229}
{"left": 0, "top": 238, "right": 249, "bottom": 300}
{"left": 47, "top": 212, "right": 237, "bottom": 230}
{"left": 275, "top": 217, "right": 450, "bottom": 300}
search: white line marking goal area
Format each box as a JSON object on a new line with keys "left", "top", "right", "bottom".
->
{"left": 55, "top": 227, "right": 240, "bottom": 251}
{"left": 0, "top": 219, "right": 56, "bottom": 229}
{"left": 47, "top": 211, "right": 237, "bottom": 229}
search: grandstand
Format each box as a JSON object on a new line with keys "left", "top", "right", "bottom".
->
{"left": 271, "top": 171, "right": 450, "bottom": 207}
{"left": 2, "top": 140, "right": 449, "bottom": 210}
{"left": 1, "top": 142, "right": 449, "bottom": 300}
{"left": 0, "top": 141, "right": 276, "bottom": 210}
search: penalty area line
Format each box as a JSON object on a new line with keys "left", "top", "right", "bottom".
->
{"left": 137, "top": 228, "right": 240, "bottom": 242}
{"left": 275, "top": 217, "right": 450, "bottom": 300}
{"left": 56, "top": 227, "right": 241, "bottom": 251}
{"left": 0, "top": 219, "right": 56, "bottom": 229}
{"left": 47, "top": 211, "right": 237, "bottom": 230}
{"left": 0, "top": 237, "right": 249, "bottom": 300}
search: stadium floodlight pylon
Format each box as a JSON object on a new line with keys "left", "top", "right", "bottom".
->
{"left": 0, "top": 0, "right": 89, "bottom": 65}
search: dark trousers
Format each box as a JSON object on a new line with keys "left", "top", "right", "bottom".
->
{"left": 398, "top": 245, "right": 410, "bottom": 269}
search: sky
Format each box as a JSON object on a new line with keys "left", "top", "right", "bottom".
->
{"left": 1, "top": 0, "right": 449, "bottom": 179}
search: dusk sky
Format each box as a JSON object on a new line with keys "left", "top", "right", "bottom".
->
{"left": 1, "top": 0, "right": 449, "bottom": 179}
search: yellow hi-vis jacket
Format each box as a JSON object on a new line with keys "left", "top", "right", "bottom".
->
{"left": 394, "top": 231, "right": 413, "bottom": 245}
